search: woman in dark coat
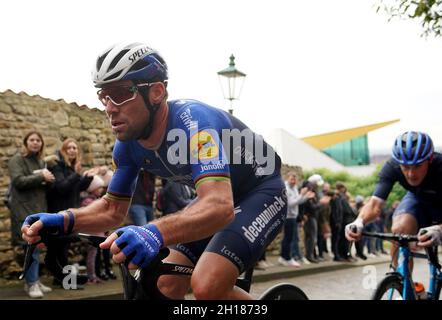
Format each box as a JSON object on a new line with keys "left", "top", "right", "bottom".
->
{"left": 45, "top": 138, "right": 97, "bottom": 286}
{"left": 8, "top": 131, "right": 55, "bottom": 298}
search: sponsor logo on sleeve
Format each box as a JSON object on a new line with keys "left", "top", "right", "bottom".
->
{"left": 190, "top": 130, "right": 219, "bottom": 161}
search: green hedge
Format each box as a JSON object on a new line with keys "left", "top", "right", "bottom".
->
{"left": 303, "top": 164, "right": 406, "bottom": 208}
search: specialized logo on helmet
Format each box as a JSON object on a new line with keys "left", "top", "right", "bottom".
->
{"left": 190, "top": 131, "right": 219, "bottom": 160}
{"left": 128, "top": 46, "right": 154, "bottom": 63}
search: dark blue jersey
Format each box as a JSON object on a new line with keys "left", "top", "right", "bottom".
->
{"left": 106, "top": 99, "right": 281, "bottom": 202}
{"left": 373, "top": 153, "right": 442, "bottom": 207}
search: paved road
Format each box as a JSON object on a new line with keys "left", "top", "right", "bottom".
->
{"left": 249, "top": 258, "right": 431, "bottom": 300}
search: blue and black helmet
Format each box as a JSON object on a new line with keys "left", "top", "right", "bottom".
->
{"left": 92, "top": 42, "right": 168, "bottom": 87}
{"left": 391, "top": 131, "right": 434, "bottom": 165}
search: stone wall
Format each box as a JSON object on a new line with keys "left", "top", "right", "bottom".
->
{"left": 0, "top": 90, "right": 114, "bottom": 279}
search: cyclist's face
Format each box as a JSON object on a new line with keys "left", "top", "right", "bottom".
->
{"left": 400, "top": 160, "right": 429, "bottom": 186}
{"left": 103, "top": 80, "right": 150, "bottom": 141}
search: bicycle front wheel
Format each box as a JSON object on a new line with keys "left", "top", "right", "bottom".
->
{"left": 259, "top": 283, "right": 308, "bottom": 300}
{"left": 372, "top": 275, "right": 404, "bottom": 300}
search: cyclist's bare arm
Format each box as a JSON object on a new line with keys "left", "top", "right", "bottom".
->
{"left": 358, "top": 196, "right": 384, "bottom": 225}
{"left": 346, "top": 196, "right": 384, "bottom": 241}
{"left": 154, "top": 180, "right": 234, "bottom": 246}
{"left": 70, "top": 197, "right": 129, "bottom": 233}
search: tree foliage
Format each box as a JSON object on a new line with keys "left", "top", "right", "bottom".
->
{"left": 376, "top": 0, "right": 442, "bottom": 37}
{"left": 303, "top": 164, "right": 406, "bottom": 208}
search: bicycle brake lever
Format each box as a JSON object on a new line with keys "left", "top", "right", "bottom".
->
{"left": 19, "top": 242, "right": 38, "bottom": 280}
{"left": 119, "top": 261, "right": 138, "bottom": 300}
{"left": 19, "top": 230, "right": 70, "bottom": 280}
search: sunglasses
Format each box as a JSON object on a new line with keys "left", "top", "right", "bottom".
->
{"left": 97, "top": 83, "right": 152, "bottom": 106}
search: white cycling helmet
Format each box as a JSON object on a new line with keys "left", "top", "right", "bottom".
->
{"left": 92, "top": 42, "right": 168, "bottom": 87}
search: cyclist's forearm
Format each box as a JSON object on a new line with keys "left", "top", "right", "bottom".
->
{"left": 65, "top": 197, "right": 129, "bottom": 233}
{"left": 154, "top": 195, "right": 234, "bottom": 246}
{"left": 358, "top": 197, "right": 383, "bottom": 225}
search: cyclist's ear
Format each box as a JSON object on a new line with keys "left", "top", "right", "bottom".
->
{"left": 148, "top": 83, "right": 167, "bottom": 104}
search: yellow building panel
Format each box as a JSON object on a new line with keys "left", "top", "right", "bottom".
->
{"left": 302, "top": 119, "right": 400, "bottom": 150}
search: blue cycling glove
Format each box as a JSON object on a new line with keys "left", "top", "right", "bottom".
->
{"left": 114, "top": 224, "right": 164, "bottom": 268}
{"left": 23, "top": 212, "right": 73, "bottom": 235}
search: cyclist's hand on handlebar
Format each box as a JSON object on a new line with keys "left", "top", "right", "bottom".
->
{"left": 21, "top": 213, "right": 68, "bottom": 244}
{"left": 417, "top": 225, "right": 442, "bottom": 247}
{"left": 345, "top": 218, "right": 364, "bottom": 241}
{"left": 100, "top": 224, "right": 164, "bottom": 269}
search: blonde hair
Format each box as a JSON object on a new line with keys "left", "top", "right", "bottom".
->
{"left": 60, "top": 138, "right": 81, "bottom": 168}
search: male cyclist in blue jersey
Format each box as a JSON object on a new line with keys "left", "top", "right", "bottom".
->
{"left": 345, "top": 131, "right": 442, "bottom": 268}
{"left": 21, "top": 42, "right": 287, "bottom": 300}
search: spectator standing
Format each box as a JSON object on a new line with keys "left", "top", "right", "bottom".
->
{"left": 316, "top": 183, "right": 332, "bottom": 261}
{"left": 8, "top": 131, "right": 55, "bottom": 298}
{"left": 300, "top": 174, "right": 327, "bottom": 263}
{"left": 330, "top": 187, "right": 345, "bottom": 261}
{"left": 278, "top": 172, "right": 311, "bottom": 267}
{"left": 336, "top": 182, "right": 357, "bottom": 262}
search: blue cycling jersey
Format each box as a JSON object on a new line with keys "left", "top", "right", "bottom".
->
{"left": 106, "top": 99, "right": 281, "bottom": 202}
{"left": 373, "top": 152, "right": 442, "bottom": 207}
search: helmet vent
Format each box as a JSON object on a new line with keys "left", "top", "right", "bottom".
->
{"left": 130, "top": 59, "right": 150, "bottom": 72}
{"left": 107, "top": 49, "right": 130, "bottom": 72}
{"left": 104, "top": 70, "right": 123, "bottom": 82}
{"left": 96, "top": 49, "right": 111, "bottom": 72}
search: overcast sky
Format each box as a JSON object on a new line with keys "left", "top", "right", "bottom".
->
{"left": 1, "top": 0, "right": 441, "bottom": 153}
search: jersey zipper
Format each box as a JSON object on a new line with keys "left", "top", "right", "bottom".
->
{"left": 154, "top": 150, "right": 176, "bottom": 176}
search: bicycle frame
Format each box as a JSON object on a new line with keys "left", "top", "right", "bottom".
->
{"left": 364, "top": 231, "right": 442, "bottom": 300}
{"left": 394, "top": 246, "right": 417, "bottom": 300}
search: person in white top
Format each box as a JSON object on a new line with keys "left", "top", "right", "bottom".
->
{"left": 278, "top": 172, "right": 315, "bottom": 267}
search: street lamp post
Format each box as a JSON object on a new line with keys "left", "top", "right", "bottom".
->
{"left": 217, "top": 54, "right": 246, "bottom": 115}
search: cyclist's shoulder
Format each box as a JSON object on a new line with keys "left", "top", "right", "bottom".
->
{"left": 112, "top": 139, "right": 140, "bottom": 162}
{"left": 168, "top": 99, "right": 230, "bottom": 131}
{"left": 168, "top": 99, "right": 206, "bottom": 113}
{"left": 379, "top": 157, "right": 400, "bottom": 173}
